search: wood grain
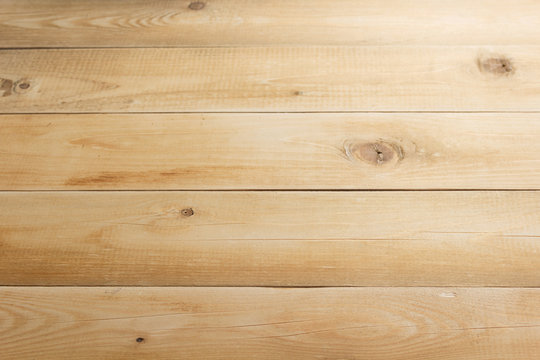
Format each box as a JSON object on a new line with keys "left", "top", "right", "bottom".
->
{"left": 1, "top": 191, "right": 538, "bottom": 286}
{"left": 2, "top": 0, "right": 540, "bottom": 47}
{"left": 1, "top": 47, "right": 539, "bottom": 112}
{"left": 1, "top": 113, "right": 539, "bottom": 190}
{"left": 2, "top": 3, "right": 539, "bottom": 359}
{"left": 1, "top": 287, "right": 539, "bottom": 359}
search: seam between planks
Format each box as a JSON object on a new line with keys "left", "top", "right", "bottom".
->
{"left": 1, "top": 285, "right": 540, "bottom": 288}
{"left": 4, "top": 111, "right": 540, "bottom": 115}
{"left": 0, "top": 189, "right": 539, "bottom": 192}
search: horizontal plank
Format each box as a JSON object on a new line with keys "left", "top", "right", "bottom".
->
{"left": 1, "top": 191, "right": 539, "bottom": 286}
{"left": 1, "top": 287, "right": 540, "bottom": 359}
{"left": 1, "top": 113, "right": 540, "bottom": 190}
{"left": 1, "top": 47, "right": 539, "bottom": 112}
{"left": 2, "top": 0, "right": 540, "bottom": 47}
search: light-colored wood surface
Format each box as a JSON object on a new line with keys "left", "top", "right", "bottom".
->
{"left": 1, "top": 2, "right": 539, "bottom": 358}
{"left": 0, "top": 47, "right": 539, "bottom": 112}
{"left": 1, "top": 191, "right": 538, "bottom": 286}
{"left": 1, "top": 287, "right": 539, "bottom": 359}
{"left": 1, "top": 113, "right": 540, "bottom": 190}
{"left": 3, "top": 0, "right": 540, "bottom": 47}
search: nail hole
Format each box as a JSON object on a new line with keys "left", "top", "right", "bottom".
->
{"left": 181, "top": 208, "right": 194, "bottom": 217}
{"left": 188, "top": 1, "right": 205, "bottom": 10}
{"left": 136, "top": 337, "right": 144, "bottom": 343}
{"left": 18, "top": 82, "right": 30, "bottom": 90}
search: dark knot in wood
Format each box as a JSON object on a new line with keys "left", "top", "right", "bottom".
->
{"left": 181, "top": 208, "right": 194, "bottom": 217}
{"left": 478, "top": 56, "right": 515, "bottom": 75}
{"left": 344, "top": 140, "right": 403, "bottom": 166}
{"left": 188, "top": 2, "right": 206, "bottom": 10}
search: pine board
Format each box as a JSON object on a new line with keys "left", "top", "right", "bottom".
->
{"left": 1, "top": 191, "right": 538, "bottom": 286}
{"left": 1, "top": 113, "right": 539, "bottom": 190}
{"left": 2, "top": 0, "right": 540, "bottom": 47}
{"left": 1, "top": 47, "right": 539, "bottom": 112}
{"left": 1, "top": 287, "right": 539, "bottom": 359}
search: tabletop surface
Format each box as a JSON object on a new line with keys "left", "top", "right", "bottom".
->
{"left": 1, "top": 1, "right": 539, "bottom": 359}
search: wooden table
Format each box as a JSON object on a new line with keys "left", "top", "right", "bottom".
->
{"left": 1, "top": 1, "right": 539, "bottom": 358}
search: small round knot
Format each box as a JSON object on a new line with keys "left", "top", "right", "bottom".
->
{"left": 188, "top": 1, "right": 205, "bottom": 10}
{"left": 344, "top": 140, "right": 403, "bottom": 166}
{"left": 136, "top": 337, "right": 145, "bottom": 343}
{"left": 13, "top": 79, "right": 32, "bottom": 94}
{"left": 181, "top": 208, "right": 194, "bottom": 217}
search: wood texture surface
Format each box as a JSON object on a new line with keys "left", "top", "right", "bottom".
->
{"left": 1, "top": 191, "right": 538, "bottom": 286}
{"left": 1, "top": 113, "right": 539, "bottom": 190}
{"left": 2, "top": 287, "right": 540, "bottom": 359}
{"left": 1, "top": 47, "right": 539, "bottom": 112}
{"left": 3, "top": 0, "right": 540, "bottom": 47}
{"left": 1, "top": 2, "right": 539, "bottom": 358}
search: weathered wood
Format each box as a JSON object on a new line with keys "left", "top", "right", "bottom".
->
{"left": 0, "top": 47, "right": 538, "bottom": 112}
{"left": 1, "top": 287, "right": 540, "bottom": 359}
{"left": 2, "top": 0, "right": 540, "bottom": 47}
{"left": 1, "top": 191, "right": 538, "bottom": 286}
{"left": 1, "top": 113, "right": 539, "bottom": 190}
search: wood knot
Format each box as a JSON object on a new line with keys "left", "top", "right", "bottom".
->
{"left": 181, "top": 208, "right": 194, "bottom": 217}
{"left": 344, "top": 140, "right": 403, "bottom": 166}
{"left": 188, "top": 1, "right": 205, "bottom": 10}
{"left": 13, "top": 79, "right": 32, "bottom": 94}
{"left": 1, "top": 78, "right": 33, "bottom": 96}
{"left": 0, "top": 78, "right": 13, "bottom": 97}
{"left": 477, "top": 56, "right": 514, "bottom": 75}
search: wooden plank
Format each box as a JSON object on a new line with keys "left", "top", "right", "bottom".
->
{"left": 1, "top": 287, "right": 539, "bottom": 359}
{"left": 1, "top": 113, "right": 540, "bottom": 190}
{"left": 1, "top": 191, "right": 538, "bottom": 286}
{"left": 0, "top": 47, "right": 539, "bottom": 112}
{"left": 3, "top": 0, "right": 540, "bottom": 47}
